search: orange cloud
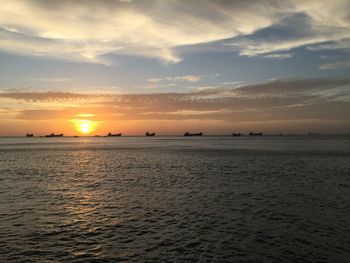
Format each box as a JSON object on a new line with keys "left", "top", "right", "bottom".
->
{"left": 1, "top": 78, "right": 349, "bottom": 135}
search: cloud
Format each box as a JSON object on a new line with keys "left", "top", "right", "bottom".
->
{"left": 147, "top": 78, "right": 162, "bottom": 83}
{"left": 263, "top": 53, "right": 292, "bottom": 59}
{"left": 320, "top": 60, "right": 350, "bottom": 70}
{"left": 148, "top": 75, "right": 202, "bottom": 83}
{"left": 0, "top": 0, "right": 274, "bottom": 63}
{"left": 4, "top": 0, "right": 349, "bottom": 63}
{"left": 306, "top": 39, "right": 350, "bottom": 51}
{"left": 226, "top": 1, "right": 350, "bottom": 57}
{"left": 0, "top": 91, "right": 95, "bottom": 102}
{"left": 229, "top": 33, "right": 348, "bottom": 57}
{"left": 146, "top": 74, "right": 203, "bottom": 89}
{"left": 177, "top": 75, "right": 201, "bottom": 82}
{"left": 230, "top": 78, "right": 350, "bottom": 96}
{"left": 1, "top": 78, "right": 349, "bottom": 125}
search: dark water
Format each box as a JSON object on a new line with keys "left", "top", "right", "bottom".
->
{"left": 0, "top": 136, "right": 349, "bottom": 262}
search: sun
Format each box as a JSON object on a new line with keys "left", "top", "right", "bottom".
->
{"left": 72, "top": 119, "right": 96, "bottom": 135}
{"left": 71, "top": 114, "right": 101, "bottom": 135}
{"left": 79, "top": 122, "right": 92, "bottom": 134}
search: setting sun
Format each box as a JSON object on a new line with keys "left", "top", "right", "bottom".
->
{"left": 71, "top": 119, "right": 97, "bottom": 135}
{"left": 79, "top": 122, "right": 92, "bottom": 134}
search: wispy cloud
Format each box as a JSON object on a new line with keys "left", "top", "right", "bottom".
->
{"left": 176, "top": 75, "right": 201, "bottom": 82}
{"left": 0, "top": 0, "right": 274, "bottom": 63}
{"left": 148, "top": 75, "right": 202, "bottom": 83}
{"left": 320, "top": 60, "right": 350, "bottom": 70}
{"left": 0, "top": 91, "right": 95, "bottom": 102}
{"left": 307, "top": 39, "right": 350, "bottom": 52}
{"left": 229, "top": 35, "right": 348, "bottom": 57}
{"left": 1, "top": 1, "right": 349, "bottom": 63}
{"left": 225, "top": 1, "right": 350, "bottom": 57}
{"left": 219, "top": 81, "right": 244, "bottom": 87}
{"left": 1, "top": 78, "right": 349, "bottom": 125}
{"left": 263, "top": 53, "right": 292, "bottom": 60}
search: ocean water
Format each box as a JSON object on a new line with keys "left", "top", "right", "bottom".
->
{"left": 0, "top": 136, "right": 349, "bottom": 262}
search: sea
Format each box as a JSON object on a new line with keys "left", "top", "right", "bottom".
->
{"left": 0, "top": 136, "right": 349, "bottom": 262}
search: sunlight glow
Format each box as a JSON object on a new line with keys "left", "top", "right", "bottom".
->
{"left": 71, "top": 119, "right": 97, "bottom": 135}
{"left": 79, "top": 122, "right": 91, "bottom": 134}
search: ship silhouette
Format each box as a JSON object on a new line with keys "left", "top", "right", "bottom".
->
{"left": 145, "top": 132, "right": 155, "bottom": 136}
{"left": 107, "top": 132, "right": 122, "bottom": 137}
{"left": 184, "top": 132, "right": 203, "bottom": 136}
{"left": 44, "top": 133, "right": 63, "bottom": 137}
{"left": 249, "top": 132, "right": 263, "bottom": 136}
{"left": 232, "top": 133, "right": 241, "bottom": 136}
{"left": 26, "top": 133, "right": 34, "bottom": 137}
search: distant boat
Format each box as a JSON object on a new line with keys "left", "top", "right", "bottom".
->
{"left": 25, "top": 133, "right": 34, "bottom": 137}
{"left": 107, "top": 132, "right": 122, "bottom": 137}
{"left": 232, "top": 133, "right": 241, "bottom": 136}
{"left": 74, "top": 136, "right": 80, "bottom": 138}
{"left": 249, "top": 132, "right": 263, "bottom": 136}
{"left": 44, "top": 133, "right": 63, "bottom": 137}
{"left": 94, "top": 135, "right": 101, "bottom": 137}
{"left": 145, "top": 132, "right": 155, "bottom": 136}
{"left": 184, "top": 132, "right": 203, "bottom": 136}
{"left": 307, "top": 132, "right": 319, "bottom": 136}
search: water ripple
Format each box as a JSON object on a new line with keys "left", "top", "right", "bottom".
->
{"left": 0, "top": 137, "right": 349, "bottom": 262}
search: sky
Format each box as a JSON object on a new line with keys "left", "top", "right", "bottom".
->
{"left": 0, "top": 0, "right": 350, "bottom": 135}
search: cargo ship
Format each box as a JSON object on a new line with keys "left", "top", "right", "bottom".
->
{"left": 184, "top": 132, "right": 203, "bottom": 136}
{"left": 44, "top": 133, "right": 64, "bottom": 137}
{"left": 249, "top": 132, "right": 263, "bottom": 136}
{"left": 107, "top": 132, "right": 122, "bottom": 137}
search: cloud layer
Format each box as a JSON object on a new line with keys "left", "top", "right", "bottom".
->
{"left": 1, "top": 78, "right": 349, "bottom": 127}
{"left": 1, "top": 0, "right": 349, "bottom": 63}
{"left": 320, "top": 60, "right": 350, "bottom": 70}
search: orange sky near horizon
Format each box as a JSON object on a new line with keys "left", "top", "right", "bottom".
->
{"left": 1, "top": 78, "right": 350, "bottom": 136}
{"left": 1, "top": 116, "right": 349, "bottom": 136}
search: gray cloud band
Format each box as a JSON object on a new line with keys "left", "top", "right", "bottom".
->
{"left": 1, "top": 78, "right": 349, "bottom": 122}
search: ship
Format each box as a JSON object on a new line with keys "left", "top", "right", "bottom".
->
{"left": 107, "top": 132, "right": 122, "bottom": 137}
{"left": 232, "top": 133, "right": 241, "bottom": 136}
{"left": 249, "top": 132, "right": 263, "bottom": 136}
{"left": 184, "top": 132, "right": 203, "bottom": 136}
{"left": 145, "top": 132, "right": 155, "bottom": 136}
{"left": 44, "top": 133, "right": 64, "bottom": 137}
{"left": 307, "top": 132, "right": 319, "bottom": 136}
{"left": 25, "top": 133, "right": 34, "bottom": 137}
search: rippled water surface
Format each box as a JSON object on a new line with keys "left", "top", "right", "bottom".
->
{"left": 0, "top": 136, "right": 349, "bottom": 262}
